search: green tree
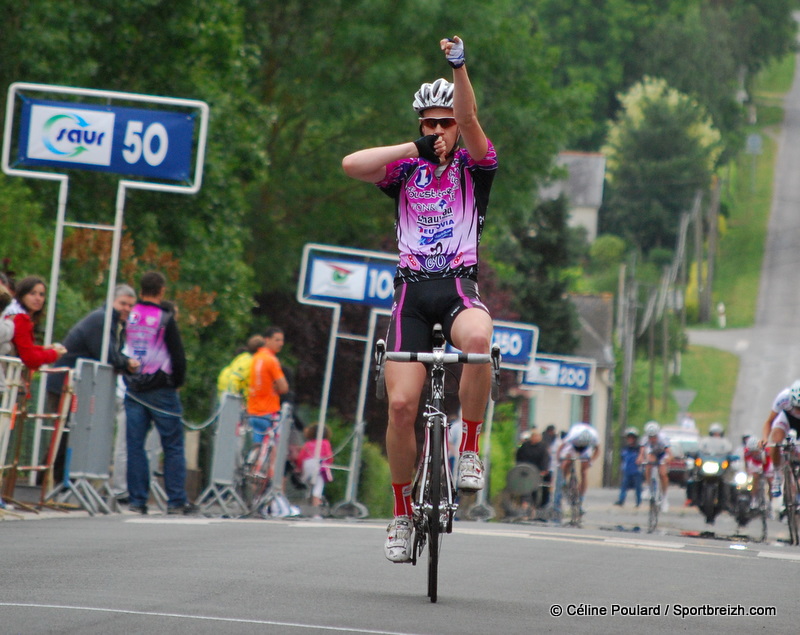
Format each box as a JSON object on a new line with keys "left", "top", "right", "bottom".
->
{"left": 498, "top": 196, "right": 580, "bottom": 354}
{"left": 0, "top": 0, "right": 264, "bottom": 416}
{"left": 531, "top": 0, "right": 696, "bottom": 148}
{"left": 640, "top": 6, "right": 742, "bottom": 149}
{"left": 601, "top": 77, "right": 722, "bottom": 253}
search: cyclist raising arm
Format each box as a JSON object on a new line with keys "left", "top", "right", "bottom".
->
{"left": 343, "top": 36, "right": 498, "bottom": 563}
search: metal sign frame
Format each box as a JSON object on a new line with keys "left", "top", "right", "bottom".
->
{"left": 2, "top": 82, "right": 209, "bottom": 484}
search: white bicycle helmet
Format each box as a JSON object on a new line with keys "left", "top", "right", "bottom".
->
{"left": 574, "top": 427, "right": 594, "bottom": 447}
{"left": 709, "top": 422, "right": 724, "bottom": 435}
{"left": 745, "top": 436, "right": 759, "bottom": 451}
{"left": 413, "top": 78, "right": 454, "bottom": 114}
{"left": 644, "top": 421, "right": 660, "bottom": 437}
{"left": 790, "top": 379, "right": 800, "bottom": 408}
{"left": 624, "top": 427, "right": 639, "bottom": 437}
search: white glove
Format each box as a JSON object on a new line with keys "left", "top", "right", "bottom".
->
{"left": 446, "top": 37, "right": 465, "bottom": 69}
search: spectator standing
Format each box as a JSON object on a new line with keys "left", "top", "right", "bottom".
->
{"left": 246, "top": 327, "right": 289, "bottom": 445}
{"left": 0, "top": 272, "right": 12, "bottom": 314}
{"left": 45, "top": 284, "right": 140, "bottom": 484}
{"left": 217, "top": 335, "right": 265, "bottom": 399}
{"left": 614, "top": 427, "right": 642, "bottom": 507}
{"left": 515, "top": 428, "right": 551, "bottom": 518}
{"left": 0, "top": 275, "right": 66, "bottom": 369}
{"left": 123, "top": 271, "right": 191, "bottom": 515}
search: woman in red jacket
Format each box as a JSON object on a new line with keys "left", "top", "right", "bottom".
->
{"left": 1, "top": 276, "right": 65, "bottom": 369}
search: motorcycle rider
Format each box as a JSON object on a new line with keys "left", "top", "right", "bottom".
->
{"left": 638, "top": 421, "right": 672, "bottom": 512}
{"left": 699, "top": 422, "right": 733, "bottom": 455}
{"left": 687, "top": 422, "right": 737, "bottom": 516}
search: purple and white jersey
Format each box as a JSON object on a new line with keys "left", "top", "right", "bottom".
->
{"left": 125, "top": 303, "right": 172, "bottom": 376}
{"left": 377, "top": 141, "right": 497, "bottom": 285}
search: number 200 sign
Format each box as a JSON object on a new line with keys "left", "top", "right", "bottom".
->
{"left": 18, "top": 98, "right": 195, "bottom": 181}
{"left": 522, "top": 353, "right": 596, "bottom": 395}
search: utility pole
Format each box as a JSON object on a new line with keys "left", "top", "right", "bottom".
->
{"left": 618, "top": 255, "right": 638, "bottom": 434}
{"left": 702, "top": 177, "right": 721, "bottom": 322}
{"left": 694, "top": 198, "right": 707, "bottom": 322}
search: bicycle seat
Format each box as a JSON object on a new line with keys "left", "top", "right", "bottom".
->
{"left": 432, "top": 323, "right": 445, "bottom": 348}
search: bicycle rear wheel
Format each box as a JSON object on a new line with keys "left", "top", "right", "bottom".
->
{"left": 427, "top": 415, "right": 444, "bottom": 603}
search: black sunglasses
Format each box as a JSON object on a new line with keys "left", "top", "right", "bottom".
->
{"left": 419, "top": 117, "right": 457, "bottom": 130}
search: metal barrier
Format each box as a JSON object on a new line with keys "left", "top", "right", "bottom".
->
{"left": 196, "top": 393, "right": 247, "bottom": 516}
{"left": 0, "top": 359, "right": 73, "bottom": 514}
{"left": 44, "top": 359, "right": 116, "bottom": 515}
{"left": 0, "top": 356, "right": 25, "bottom": 517}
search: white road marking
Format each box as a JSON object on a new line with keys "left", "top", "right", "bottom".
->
{"left": 758, "top": 551, "right": 800, "bottom": 562}
{"left": 0, "top": 603, "right": 423, "bottom": 635}
{"left": 605, "top": 537, "right": 685, "bottom": 549}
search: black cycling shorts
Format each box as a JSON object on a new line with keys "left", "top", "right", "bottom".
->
{"left": 385, "top": 277, "right": 490, "bottom": 353}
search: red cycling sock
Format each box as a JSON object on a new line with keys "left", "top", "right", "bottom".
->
{"left": 392, "top": 482, "right": 413, "bottom": 518}
{"left": 459, "top": 418, "right": 483, "bottom": 455}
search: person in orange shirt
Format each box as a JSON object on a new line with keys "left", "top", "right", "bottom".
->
{"left": 247, "top": 326, "right": 289, "bottom": 444}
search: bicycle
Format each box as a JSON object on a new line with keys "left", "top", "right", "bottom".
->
{"left": 235, "top": 408, "right": 287, "bottom": 517}
{"left": 645, "top": 461, "right": 661, "bottom": 534}
{"left": 752, "top": 471, "right": 769, "bottom": 543}
{"left": 777, "top": 435, "right": 800, "bottom": 545}
{"left": 563, "top": 457, "right": 589, "bottom": 528}
{"left": 375, "top": 323, "right": 500, "bottom": 604}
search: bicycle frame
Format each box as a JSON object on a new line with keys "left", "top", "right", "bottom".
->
{"left": 778, "top": 437, "right": 800, "bottom": 545}
{"left": 646, "top": 460, "right": 661, "bottom": 534}
{"left": 563, "top": 457, "right": 589, "bottom": 528}
{"left": 375, "top": 324, "right": 500, "bottom": 603}
{"left": 237, "top": 420, "right": 279, "bottom": 517}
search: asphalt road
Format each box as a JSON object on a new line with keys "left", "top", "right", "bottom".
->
{"left": 688, "top": 36, "right": 800, "bottom": 442}
{"left": 1, "top": 486, "right": 797, "bottom": 635}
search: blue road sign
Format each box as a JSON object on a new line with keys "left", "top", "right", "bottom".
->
{"left": 17, "top": 98, "right": 195, "bottom": 181}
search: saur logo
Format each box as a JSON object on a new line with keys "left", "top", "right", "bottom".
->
{"left": 26, "top": 104, "right": 114, "bottom": 166}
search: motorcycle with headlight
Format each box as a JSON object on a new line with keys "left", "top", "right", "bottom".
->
{"left": 686, "top": 453, "right": 736, "bottom": 524}
{"left": 730, "top": 461, "right": 769, "bottom": 542}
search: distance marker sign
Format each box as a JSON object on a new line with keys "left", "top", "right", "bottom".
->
{"left": 521, "top": 353, "right": 596, "bottom": 395}
{"left": 18, "top": 98, "right": 195, "bottom": 181}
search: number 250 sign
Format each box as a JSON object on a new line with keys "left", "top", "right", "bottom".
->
{"left": 18, "top": 98, "right": 195, "bottom": 181}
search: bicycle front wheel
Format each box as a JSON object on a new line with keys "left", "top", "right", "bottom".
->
{"left": 427, "top": 415, "right": 444, "bottom": 603}
{"left": 757, "top": 477, "right": 768, "bottom": 543}
{"left": 568, "top": 469, "right": 581, "bottom": 528}
{"left": 784, "top": 464, "right": 798, "bottom": 545}
{"left": 648, "top": 478, "right": 659, "bottom": 533}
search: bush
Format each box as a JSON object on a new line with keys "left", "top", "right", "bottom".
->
{"left": 589, "top": 234, "right": 627, "bottom": 270}
{"left": 358, "top": 441, "right": 393, "bottom": 518}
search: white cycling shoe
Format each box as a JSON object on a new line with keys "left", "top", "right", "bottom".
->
{"left": 457, "top": 451, "right": 485, "bottom": 491}
{"left": 385, "top": 516, "right": 413, "bottom": 563}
